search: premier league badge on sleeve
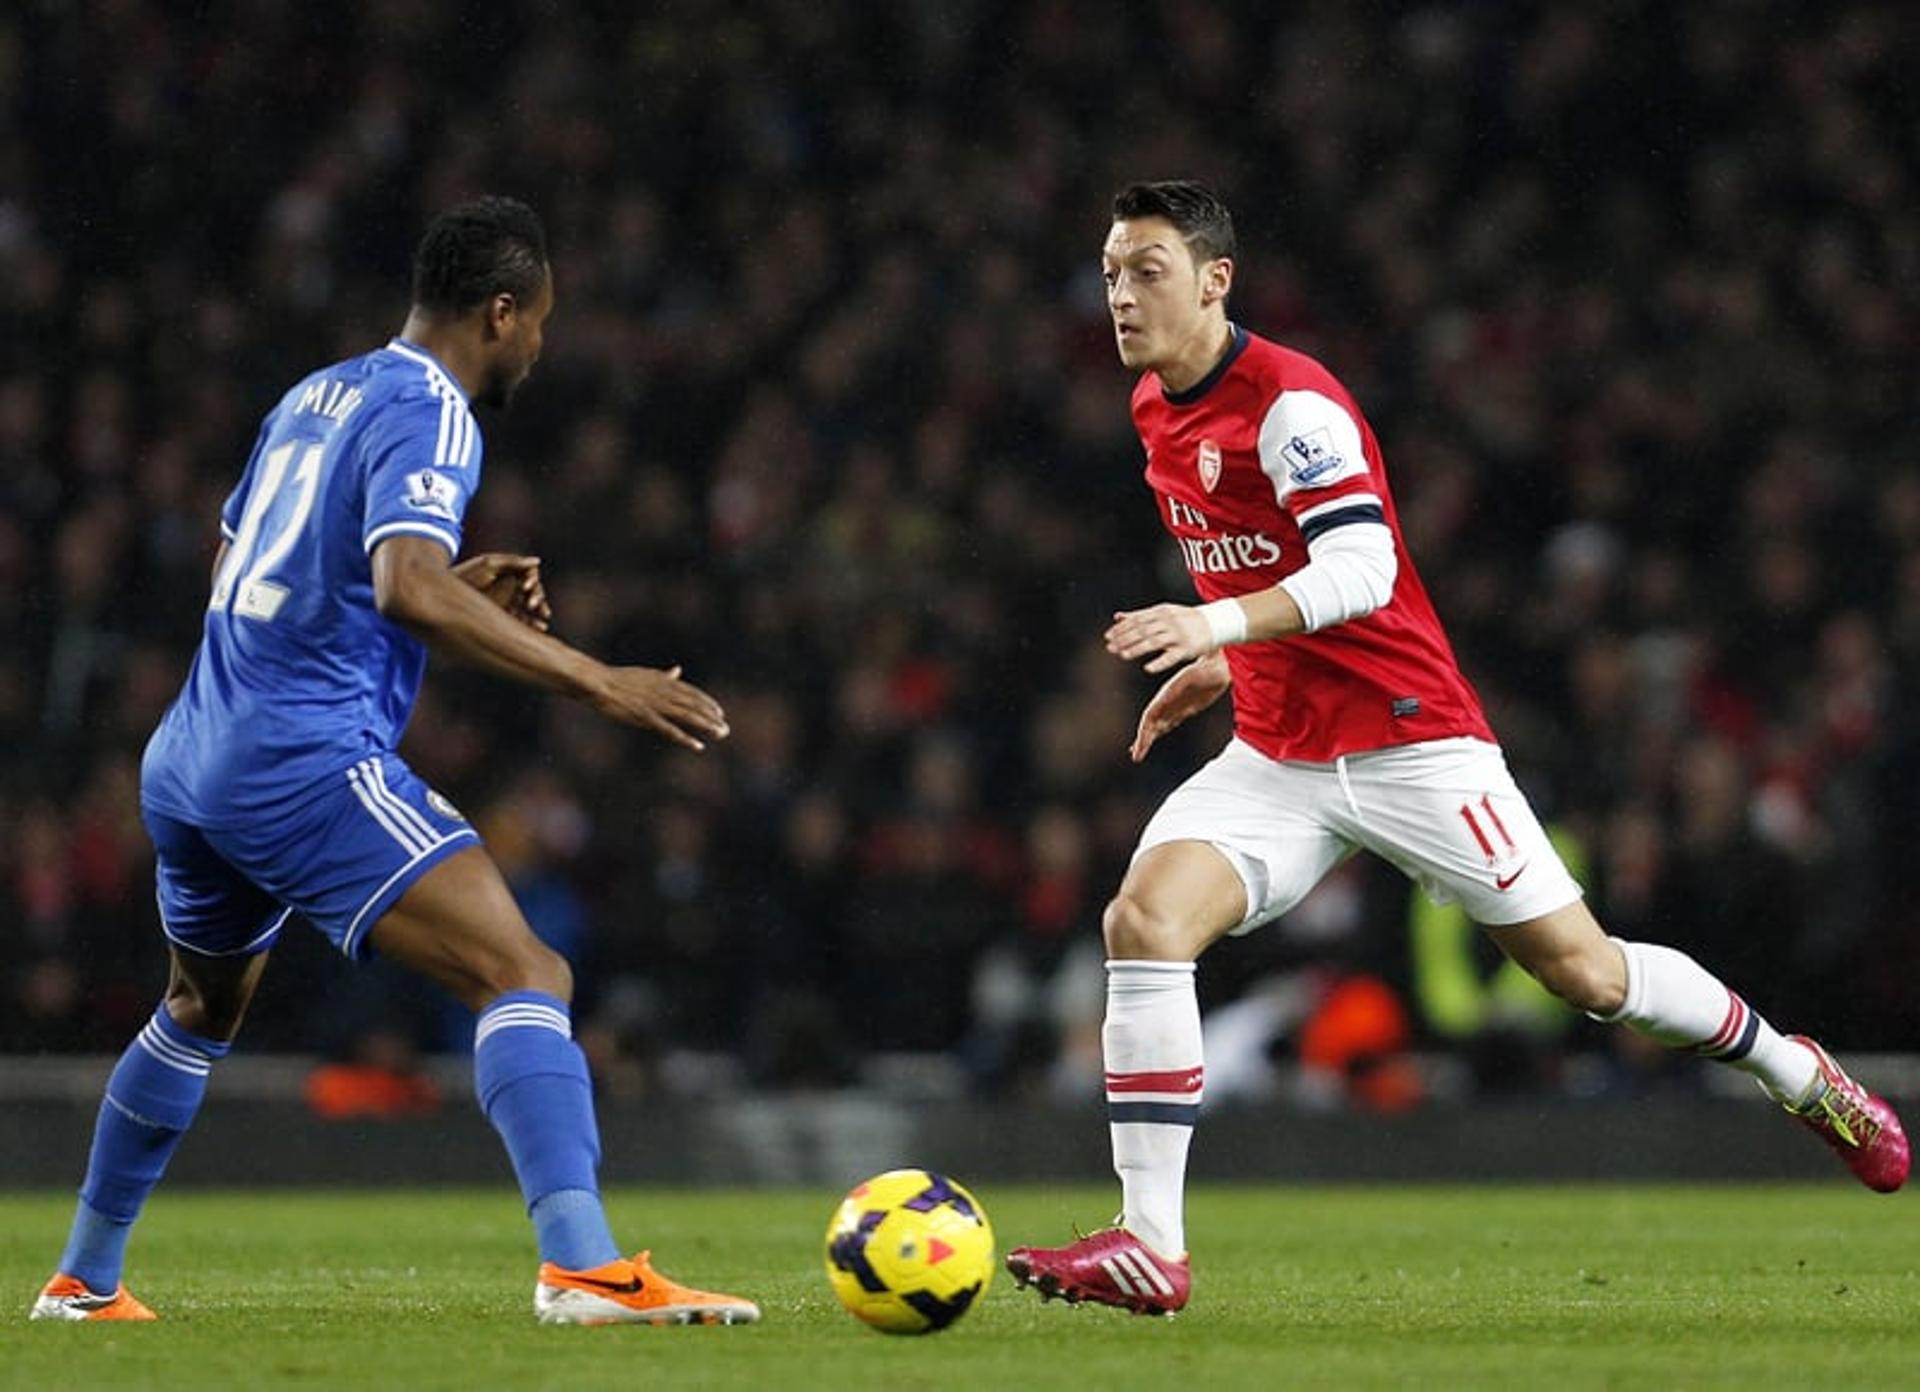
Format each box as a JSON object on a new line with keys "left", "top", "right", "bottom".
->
{"left": 1197, "top": 439, "right": 1222, "bottom": 493}
{"left": 404, "top": 468, "right": 461, "bottom": 520}
{"left": 1283, "top": 429, "right": 1345, "bottom": 485}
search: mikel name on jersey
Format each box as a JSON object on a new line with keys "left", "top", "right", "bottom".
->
{"left": 293, "top": 378, "right": 368, "bottom": 426}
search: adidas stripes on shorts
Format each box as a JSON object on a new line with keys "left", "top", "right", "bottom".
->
{"left": 144, "top": 752, "right": 480, "bottom": 960}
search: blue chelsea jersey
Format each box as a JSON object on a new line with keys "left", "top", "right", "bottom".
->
{"left": 141, "top": 340, "right": 482, "bottom": 824}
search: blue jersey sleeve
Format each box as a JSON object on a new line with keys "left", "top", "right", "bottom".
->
{"left": 360, "top": 393, "right": 481, "bottom": 559}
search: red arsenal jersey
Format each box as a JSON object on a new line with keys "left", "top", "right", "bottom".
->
{"left": 1134, "top": 326, "right": 1493, "bottom": 762}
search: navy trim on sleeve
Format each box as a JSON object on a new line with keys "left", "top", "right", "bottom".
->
{"left": 1299, "top": 502, "right": 1386, "bottom": 542}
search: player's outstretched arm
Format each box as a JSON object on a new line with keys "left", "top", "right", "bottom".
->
{"left": 1130, "top": 652, "right": 1232, "bottom": 763}
{"left": 1105, "top": 585, "right": 1307, "bottom": 673}
{"left": 373, "top": 535, "right": 728, "bottom": 751}
{"left": 1108, "top": 520, "right": 1398, "bottom": 677}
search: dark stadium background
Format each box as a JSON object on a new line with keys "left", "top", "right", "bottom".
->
{"left": 1, "top": 2, "right": 1915, "bottom": 1176}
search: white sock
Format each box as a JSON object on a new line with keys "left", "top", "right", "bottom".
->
{"left": 1601, "top": 938, "right": 1818, "bottom": 1103}
{"left": 1104, "top": 959, "right": 1202, "bottom": 1259}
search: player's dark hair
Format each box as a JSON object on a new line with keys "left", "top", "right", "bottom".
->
{"left": 410, "top": 196, "right": 549, "bottom": 315}
{"left": 1112, "top": 181, "right": 1236, "bottom": 264}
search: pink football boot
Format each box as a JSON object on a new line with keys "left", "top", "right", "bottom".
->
{"left": 1006, "top": 1228, "right": 1190, "bottom": 1315}
{"left": 1787, "top": 1036, "right": 1909, "bottom": 1193}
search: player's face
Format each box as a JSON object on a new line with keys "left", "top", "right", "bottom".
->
{"left": 483, "top": 272, "right": 554, "bottom": 409}
{"left": 1102, "top": 218, "right": 1227, "bottom": 374}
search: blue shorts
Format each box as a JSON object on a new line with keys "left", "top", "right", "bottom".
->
{"left": 144, "top": 753, "right": 482, "bottom": 960}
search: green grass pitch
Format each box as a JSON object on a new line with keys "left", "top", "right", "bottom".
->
{"left": 5, "top": 1184, "right": 1917, "bottom": 1389}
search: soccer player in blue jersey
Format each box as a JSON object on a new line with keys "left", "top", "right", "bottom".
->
{"left": 31, "top": 197, "right": 759, "bottom": 1326}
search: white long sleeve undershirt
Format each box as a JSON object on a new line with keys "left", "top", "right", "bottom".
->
{"left": 1276, "top": 520, "right": 1397, "bottom": 632}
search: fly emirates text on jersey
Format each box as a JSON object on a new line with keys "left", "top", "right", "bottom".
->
{"left": 1164, "top": 495, "right": 1282, "bottom": 575}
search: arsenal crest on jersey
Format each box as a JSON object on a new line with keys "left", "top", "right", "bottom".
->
{"left": 1197, "top": 439, "right": 1222, "bottom": 493}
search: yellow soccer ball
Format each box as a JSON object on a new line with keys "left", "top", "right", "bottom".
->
{"left": 823, "top": 1168, "right": 995, "bottom": 1334}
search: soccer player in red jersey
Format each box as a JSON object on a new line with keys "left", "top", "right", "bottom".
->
{"left": 1006, "top": 181, "right": 1908, "bottom": 1316}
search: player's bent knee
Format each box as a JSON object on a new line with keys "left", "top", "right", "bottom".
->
{"left": 162, "top": 984, "right": 242, "bottom": 1041}
{"left": 473, "top": 939, "right": 571, "bottom": 1009}
{"left": 525, "top": 944, "right": 572, "bottom": 1002}
{"left": 1573, "top": 966, "right": 1628, "bottom": 1017}
{"left": 163, "top": 952, "right": 267, "bottom": 1042}
{"left": 379, "top": 905, "right": 574, "bottom": 1011}
{"left": 1102, "top": 892, "right": 1190, "bottom": 961}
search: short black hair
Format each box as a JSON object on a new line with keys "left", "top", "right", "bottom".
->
{"left": 410, "top": 195, "right": 549, "bottom": 315}
{"left": 1111, "top": 181, "right": 1236, "bottom": 264}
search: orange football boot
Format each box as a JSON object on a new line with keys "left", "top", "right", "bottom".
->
{"left": 29, "top": 1274, "right": 157, "bottom": 1322}
{"left": 533, "top": 1251, "right": 760, "bottom": 1326}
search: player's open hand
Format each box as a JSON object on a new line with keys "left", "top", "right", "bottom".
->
{"left": 1130, "top": 652, "right": 1232, "bottom": 762}
{"left": 1105, "top": 602, "right": 1216, "bottom": 674}
{"left": 591, "top": 665, "right": 730, "bottom": 751}
{"left": 453, "top": 553, "right": 552, "bottom": 632}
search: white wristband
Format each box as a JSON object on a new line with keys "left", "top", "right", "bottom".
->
{"left": 1198, "top": 598, "right": 1249, "bottom": 650}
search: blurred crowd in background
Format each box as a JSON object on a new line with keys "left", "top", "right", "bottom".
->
{"left": 2, "top": 1, "right": 1916, "bottom": 1109}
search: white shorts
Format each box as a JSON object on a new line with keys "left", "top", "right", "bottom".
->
{"left": 1133, "top": 737, "right": 1582, "bottom": 933}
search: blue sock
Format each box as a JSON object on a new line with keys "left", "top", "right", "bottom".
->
{"left": 473, "top": 991, "right": 619, "bottom": 1269}
{"left": 60, "top": 1005, "right": 229, "bottom": 1292}
{"left": 58, "top": 1199, "right": 135, "bottom": 1296}
{"left": 530, "top": 1188, "right": 619, "bottom": 1270}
